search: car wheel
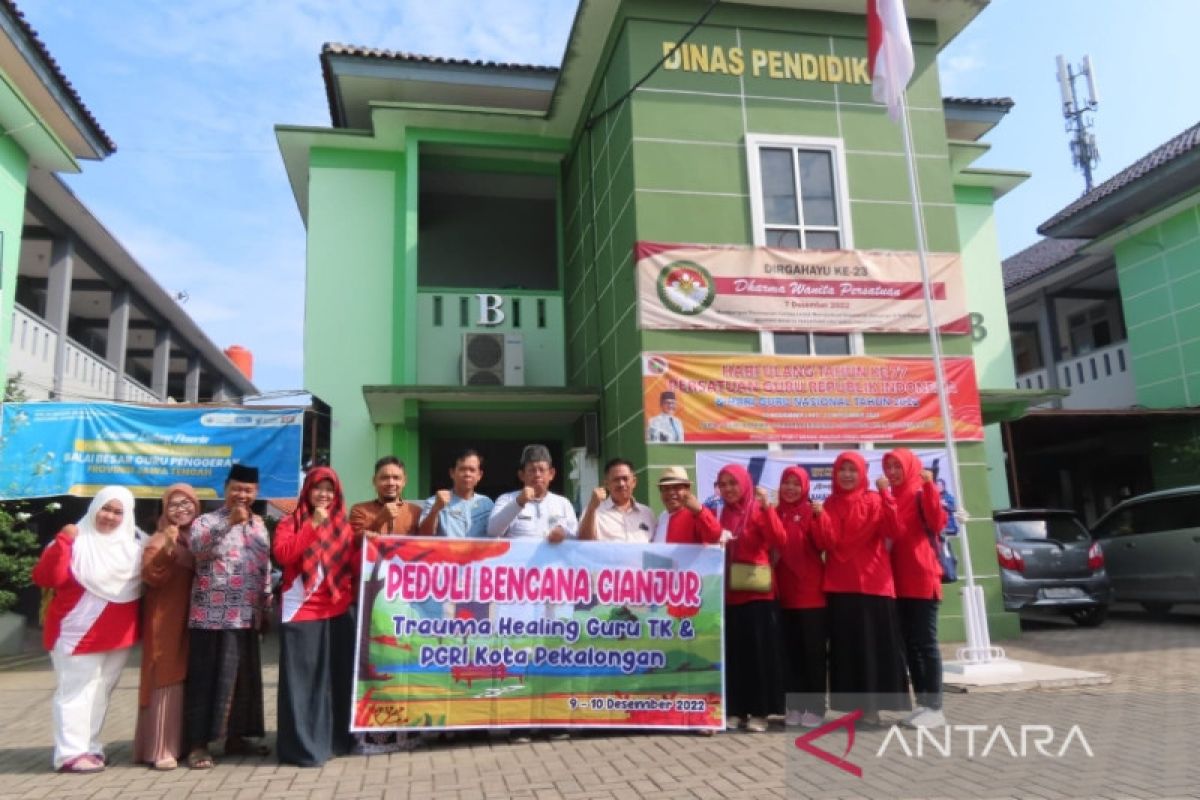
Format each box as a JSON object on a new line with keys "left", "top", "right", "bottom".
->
{"left": 1070, "top": 606, "right": 1108, "bottom": 627}
{"left": 1141, "top": 602, "right": 1173, "bottom": 616}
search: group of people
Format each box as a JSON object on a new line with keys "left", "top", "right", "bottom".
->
{"left": 29, "top": 440, "right": 957, "bottom": 774}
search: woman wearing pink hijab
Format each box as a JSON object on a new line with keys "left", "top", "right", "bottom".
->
{"left": 717, "top": 464, "right": 786, "bottom": 733}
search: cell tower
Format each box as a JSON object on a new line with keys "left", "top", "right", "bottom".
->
{"left": 1056, "top": 54, "right": 1100, "bottom": 193}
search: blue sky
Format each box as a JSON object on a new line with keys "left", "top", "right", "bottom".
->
{"left": 18, "top": 1, "right": 1196, "bottom": 394}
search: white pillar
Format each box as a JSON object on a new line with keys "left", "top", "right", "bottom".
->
{"left": 47, "top": 237, "right": 74, "bottom": 399}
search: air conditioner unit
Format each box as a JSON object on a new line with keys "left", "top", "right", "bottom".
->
{"left": 462, "top": 332, "right": 524, "bottom": 386}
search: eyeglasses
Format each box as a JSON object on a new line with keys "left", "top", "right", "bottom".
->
{"left": 167, "top": 501, "right": 195, "bottom": 511}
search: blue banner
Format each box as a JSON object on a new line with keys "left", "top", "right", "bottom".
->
{"left": 0, "top": 402, "right": 303, "bottom": 500}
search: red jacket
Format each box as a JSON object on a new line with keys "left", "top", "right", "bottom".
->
{"left": 884, "top": 450, "right": 949, "bottom": 600}
{"left": 661, "top": 506, "right": 722, "bottom": 544}
{"left": 813, "top": 452, "right": 897, "bottom": 598}
{"left": 273, "top": 515, "right": 358, "bottom": 623}
{"left": 776, "top": 506, "right": 829, "bottom": 610}
{"left": 725, "top": 504, "right": 787, "bottom": 606}
{"left": 32, "top": 529, "right": 139, "bottom": 654}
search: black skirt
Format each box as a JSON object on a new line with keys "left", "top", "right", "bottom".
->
{"left": 277, "top": 612, "right": 356, "bottom": 767}
{"left": 825, "top": 593, "right": 910, "bottom": 713}
{"left": 184, "top": 628, "right": 265, "bottom": 748}
{"left": 725, "top": 600, "right": 784, "bottom": 718}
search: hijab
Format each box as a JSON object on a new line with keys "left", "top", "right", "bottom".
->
{"left": 71, "top": 486, "right": 145, "bottom": 603}
{"left": 293, "top": 466, "right": 355, "bottom": 602}
{"left": 156, "top": 483, "right": 200, "bottom": 533}
{"left": 884, "top": 447, "right": 924, "bottom": 522}
{"left": 822, "top": 451, "right": 877, "bottom": 538}
{"left": 717, "top": 464, "right": 756, "bottom": 537}
{"left": 775, "top": 465, "right": 812, "bottom": 520}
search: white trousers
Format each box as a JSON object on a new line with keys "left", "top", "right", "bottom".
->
{"left": 49, "top": 644, "right": 129, "bottom": 768}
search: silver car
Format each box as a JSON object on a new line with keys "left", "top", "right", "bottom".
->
{"left": 993, "top": 509, "right": 1112, "bottom": 627}
{"left": 1090, "top": 486, "right": 1200, "bottom": 614}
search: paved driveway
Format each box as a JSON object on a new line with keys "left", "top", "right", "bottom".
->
{"left": 1, "top": 604, "right": 1196, "bottom": 799}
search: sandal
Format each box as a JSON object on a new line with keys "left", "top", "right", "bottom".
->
{"left": 153, "top": 756, "right": 178, "bottom": 771}
{"left": 223, "top": 737, "right": 270, "bottom": 757}
{"left": 58, "top": 754, "right": 104, "bottom": 774}
{"left": 187, "top": 749, "right": 215, "bottom": 770}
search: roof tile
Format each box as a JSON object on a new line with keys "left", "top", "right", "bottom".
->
{"left": 1002, "top": 237, "right": 1088, "bottom": 290}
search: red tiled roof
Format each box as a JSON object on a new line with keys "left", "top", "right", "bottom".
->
{"left": 1, "top": 0, "right": 116, "bottom": 154}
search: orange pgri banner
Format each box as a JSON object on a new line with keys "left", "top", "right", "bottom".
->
{"left": 642, "top": 353, "right": 984, "bottom": 444}
{"left": 635, "top": 242, "right": 969, "bottom": 334}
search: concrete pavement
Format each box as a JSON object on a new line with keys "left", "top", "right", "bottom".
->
{"left": 1, "top": 603, "right": 1197, "bottom": 799}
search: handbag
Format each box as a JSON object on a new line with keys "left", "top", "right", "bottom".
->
{"left": 729, "top": 562, "right": 772, "bottom": 592}
{"left": 917, "top": 491, "right": 958, "bottom": 584}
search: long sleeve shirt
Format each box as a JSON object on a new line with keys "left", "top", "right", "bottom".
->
{"left": 32, "top": 528, "right": 139, "bottom": 654}
{"left": 187, "top": 507, "right": 271, "bottom": 630}
{"left": 487, "top": 491, "right": 578, "bottom": 539}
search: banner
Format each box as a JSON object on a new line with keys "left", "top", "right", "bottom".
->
{"left": 0, "top": 402, "right": 303, "bottom": 499}
{"left": 693, "top": 448, "right": 956, "bottom": 506}
{"left": 636, "top": 242, "right": 968, "bottom": 333}
{"left": 642, "top": 353, "right": 983, "bottom": 443}
{"left": 352, "top": 537, "right": 725, "bottom": 732}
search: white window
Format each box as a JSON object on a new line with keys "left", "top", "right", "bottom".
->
{"left": 746, "top": 134, "right": 858, "bottom": 359}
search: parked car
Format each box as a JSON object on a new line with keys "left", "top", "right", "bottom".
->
{"left": 992, "top": 509, "right": 1112, "bottom": 627}
{"left": 1090, "top": 486, "right": 1200, "bottom": 614}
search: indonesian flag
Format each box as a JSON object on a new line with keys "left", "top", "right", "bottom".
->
{"left": 867, "top": 0, "right": 914, "bottom": 122}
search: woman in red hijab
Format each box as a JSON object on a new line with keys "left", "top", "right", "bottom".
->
{"left": 718, "top": 464, "right": 786, "bottom": 733}
{"left": 774, "top": 466, "right": 830, "bottom": 728}
{"left": 883, "top": 448, "right": 948, "bottom": 728}
{"left": 813, "top": 452, "right": 909, "bottom": 725}
{"left": 273, "top": 466, "right": 359, "bottom": 766}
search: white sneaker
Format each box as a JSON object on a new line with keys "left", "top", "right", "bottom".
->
{"left": 799, "top": 711, "right": 824, "bottom": 728}
{"left": 745, "top": 716, "right": 769, "bottom": 733}
{"left": 725, "top": 715, "right": 742, "bottom": 731}
{"left": 784, "top": 709, "right": 804, "bottom": 726}
{"left": 902, "top": 706, "right": 928, "bottom": 726}
{"left": 907, "top": 708, "right": 946, "bottom": 728}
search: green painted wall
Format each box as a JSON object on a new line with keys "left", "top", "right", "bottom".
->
{"left": 557, "top": 5, "right": 1011, "bottom": 639}
{"left": 1113, "top": 199, "right": 1200, "bottom": 409}
{"left": 305, "top": 148, "right": 403, "bottom": 502}
{"left": 956, "top": 183, "right": 1014, "bottom": 510}
{"left": 0, "top": 135, "right": 29, "bottom": 385}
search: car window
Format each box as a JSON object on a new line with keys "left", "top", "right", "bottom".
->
{"left": 1093, "top": 508, "right": 1134, "bottom": 539}
{"left": 1132, "top": 494, "right": 1200, "bottom": 534}
{"left": 996, "top": 516, "right": 1090, "bottom": 543}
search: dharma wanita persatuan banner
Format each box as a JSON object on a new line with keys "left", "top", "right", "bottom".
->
{"left": 352, "top": 537, "right": 725, "bottom": 732}
{"left": 636, "top": 242, "right": 969, "bottom": 334}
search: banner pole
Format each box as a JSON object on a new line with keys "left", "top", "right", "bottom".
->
{"left": 897, "top": 90, "right": 1003, "bottom": 665}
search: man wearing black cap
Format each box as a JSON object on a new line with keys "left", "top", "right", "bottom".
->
{"left": 184, "top": 463, "right": 272, "bottom": 769}
{"left": 646, "top": 391, "right": 684, "bottom": 442}
{"left": 486, "top": 444, "right": 577, "bottom": 542}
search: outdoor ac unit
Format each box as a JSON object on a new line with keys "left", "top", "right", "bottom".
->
{"left": 462, "top": 332, "right": 524, "bottom": 386}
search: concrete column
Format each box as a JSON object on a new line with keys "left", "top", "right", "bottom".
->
{"left": 1036, "top": 291, "right": 1063, "bottom": 407}
{"left": 47, "top": 237, "right": 75, "bottom": 399}
{"left": 152, "top": 327, "right": 171, "bottom": 400}
{"left": 185, "top": 355, "right": 201, "bottom": 403}
{"left": 106, "top": 286, "right": 130, "bottom": 400}
{"left": 213, "top": 379, "right": 229, "bottom": 402}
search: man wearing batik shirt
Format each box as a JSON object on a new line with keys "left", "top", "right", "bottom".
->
{"left": 184, "top": 464, "right": 272, "bottom": 769}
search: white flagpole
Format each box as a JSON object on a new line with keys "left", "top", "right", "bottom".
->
{"left": 897, "top": 89, "right": 1005, "bottom": 667}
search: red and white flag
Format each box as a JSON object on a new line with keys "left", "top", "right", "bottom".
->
{"left": 867, "top": 0, "right": 914, "bottom": 122}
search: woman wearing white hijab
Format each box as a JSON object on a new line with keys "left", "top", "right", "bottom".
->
{"left": 32, "top": 486, "right": 145, "bottom": 773}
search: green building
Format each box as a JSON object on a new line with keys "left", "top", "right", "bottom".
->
{"left": 277, "top": 0, "right": 1027, "bottom": 641}
{"left": 0, "top": 2, "right": 114, "bottom": 386}
{"left": 1005, "top": 121, "right": 1200, "bottom": 521}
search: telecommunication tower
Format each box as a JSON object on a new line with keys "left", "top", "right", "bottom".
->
{"left": 1056, "top": 54, "right": 1100, "bottom": 193}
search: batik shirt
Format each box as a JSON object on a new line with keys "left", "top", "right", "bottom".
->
{"left": 187, "top": 507, "right": 271, "bottom": 630}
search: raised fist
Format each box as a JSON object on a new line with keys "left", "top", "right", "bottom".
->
{"left": 518, "top": 486, "right": 537, "bottom": 506}
{"left": 920, "top": 469, "right": 934, "bottom": 484}
{"left": 590, "top": 486, "right": 608, "bottom": 508}
{"left": 812, "top": 500, "right": 823, "bottom": 516}
{"left": 875, "top": 476, "right": 890, "bottom": 493}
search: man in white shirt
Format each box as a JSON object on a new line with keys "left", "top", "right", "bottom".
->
{"left": 579, "top": 458, "right": 657, "bottom": 542}
{"left": 486, "top": 444, "right": 577, "bottom": 542}
{"left": 646, "top": 391, "right": 684, "bottom": 442}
